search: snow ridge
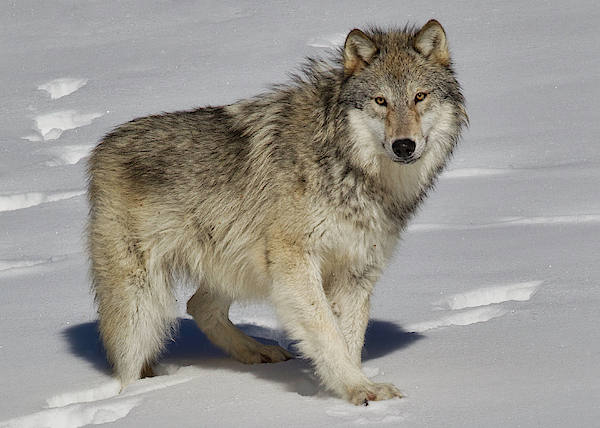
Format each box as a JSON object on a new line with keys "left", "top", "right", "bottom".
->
{"left": 0, "top": 259, "right": 51, "bottom": 272}
{"left": 25, "top": 110, "right": 104, "bottom": 141}
{"left": 23, "top": 77, "right": 103, "bottom": 141}
{"left": 41, "top": 145, "right": 95, "bottom": 167}
{"left": 0, "top": 191, "right": 85, "bottom": 212}
{"left": 38, "top": 78, "right": 88, "bottom": 100}
{"left": 0, "top": 399, "right": 141, "bottom": 428}
{"left": 441, "top": 281, "right": 541, "bottom": 310}
{"left": 0, "top": 367, "right": 203, "bottom": 428}
{"left": 407, "top": 281, "right": 542, "bottom": 333}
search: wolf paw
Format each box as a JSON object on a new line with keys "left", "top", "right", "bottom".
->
{"left": 348, "top": 382, "right": 403, "bottom": 406}
{"left": 233, "top": 344, "right": 293, "bottom": 365}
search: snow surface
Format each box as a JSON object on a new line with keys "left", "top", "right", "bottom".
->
{"left": 1, "top": 1, "right": 599, "bottom": 427}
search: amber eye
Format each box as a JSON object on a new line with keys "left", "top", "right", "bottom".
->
{"left": 414, "top": 92, "right": 427, "bottom": 103}
{"left": 374, "top": 96, "right": 387, "bottom": 106}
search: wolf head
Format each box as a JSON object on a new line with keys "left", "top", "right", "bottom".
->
{"left": 340, "top": 20, "right": 467, "bottom": 166}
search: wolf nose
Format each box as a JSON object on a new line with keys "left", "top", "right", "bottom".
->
{"left": 392, "top": 139, "right": 416, "bottom": 159}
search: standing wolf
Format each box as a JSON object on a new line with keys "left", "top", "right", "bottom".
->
{"left": 87, "top": 20, "right": 467, "bottom": 405}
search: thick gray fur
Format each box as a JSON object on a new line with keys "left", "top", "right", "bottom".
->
{"left": 87, "top": 20, "right": 467, "bottom": 405}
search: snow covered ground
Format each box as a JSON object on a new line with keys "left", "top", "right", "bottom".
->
{"left": 1, "top": 1, "right": 599, "bottom": 426}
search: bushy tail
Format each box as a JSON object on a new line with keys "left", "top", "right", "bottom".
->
{"left": 89, "top": 212, "right": 176, "bottom": 387}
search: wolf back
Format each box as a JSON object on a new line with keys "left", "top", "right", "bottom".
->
{"left": 87, "top": 20, "right": 467, "bottom": 405}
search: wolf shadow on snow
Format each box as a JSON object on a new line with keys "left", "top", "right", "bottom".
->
{"left": 64, "top": 318, "right": 423, "bottom": 396}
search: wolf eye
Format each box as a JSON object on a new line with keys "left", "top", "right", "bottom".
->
{"left": 374, "top": 96, "right": 387, "bottom": 106}
{"left": 414, "top": 92, "right": 427, "bottom": 103}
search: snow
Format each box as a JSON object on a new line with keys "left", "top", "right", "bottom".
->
{"left": 38, "top": 78, "right": 89, "bottom": 101}
{"left": 29, "top": 110, "right": 104, "bottom": 142}
{"left": 1, "top": 0, "right": 599, "bottom": 427}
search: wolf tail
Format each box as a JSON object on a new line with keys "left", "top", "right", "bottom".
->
{"left": 89, "top": 213, "right": 176, "bottom": 387}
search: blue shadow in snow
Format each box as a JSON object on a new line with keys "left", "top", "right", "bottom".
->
{"left": 63, "top": 318, "right": 422, "bottom": 374}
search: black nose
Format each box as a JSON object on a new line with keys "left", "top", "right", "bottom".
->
{"left": 391, "top": 139, "right": 416, "bottom": 159}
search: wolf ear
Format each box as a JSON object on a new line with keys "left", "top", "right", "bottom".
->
{"left": 414, "top": 20, "right": 450, "bottom": 66}
{"left": 343, "top": 29, "right": 378, "bottom": 77}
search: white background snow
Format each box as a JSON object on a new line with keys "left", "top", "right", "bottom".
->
{"left": 1, "top": 1, "right": 599, "bottom": 427}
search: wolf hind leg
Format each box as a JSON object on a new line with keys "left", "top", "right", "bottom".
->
{"left": 187, "top": 288, "right": 292, "bottom": 364}
{"left": 95, "top": 266, "right": 177, "bottom": 388}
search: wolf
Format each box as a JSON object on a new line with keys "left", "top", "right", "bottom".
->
{"left": 87, "top": 20, "right": 467, "bottom": 405}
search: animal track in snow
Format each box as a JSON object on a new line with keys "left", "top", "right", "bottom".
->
{"left": 407, "top": 306, "right": 510, "bottom": 333}
{"left": 41, "top": 145, "right": 95, "bottom": 166}
{"left": 409, "top": 214, "right": 600, "bottom": 233}
{"left": 497, "top": 214, "right": 600, "bottom": 226}
{"left": 45, "top": 381, "right": 123, "bottom": 409}
{"left": 0, "top": 190, "right": 85, "bottom": 212}
{"left": 407, "top": 281, "right": 542, "bottom": 333}
{"left": 307, "top": 33, "right": 346, "bottom": 49}
{"left": 438, "top": 281, "right": 542, "bottom": 310}
{"left": 442, "top": 167, "right": 509, "bottom": 179}
{"left": 23, "top": 78, "right": 102, "bottom": 141}
{"left": 0, "top": 367, "right": 201, "bottom": 428}
{"left": 325, "top": 399, "right": 406, "bottom": 424}
{"left": 0, "top": 258, "right": 52, "bottom": 272}
{"left": 0, "top": 397, "right": 142, "bottom": 428}
{"left": 38, "top": 78, "right": 88, "bottom": 100}
{"left": 23, "top": 110, "right": 104, "bottom": 141}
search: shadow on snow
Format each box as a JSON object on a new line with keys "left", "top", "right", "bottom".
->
{"left": 63, "top": 318, "right": 423, "bottom": 396}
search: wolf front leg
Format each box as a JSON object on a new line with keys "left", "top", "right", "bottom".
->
{"left": 325, "top": 266, "right": 381, "bottom": 368}
{"left": 268, "top": 248, "right": 402, "bottom": 405}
